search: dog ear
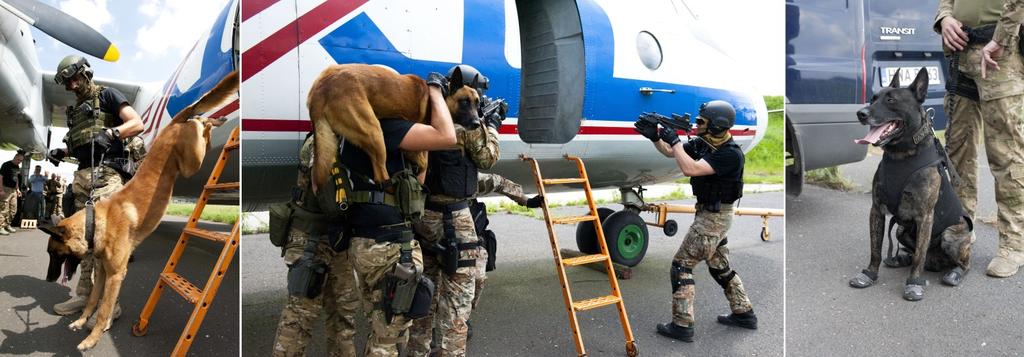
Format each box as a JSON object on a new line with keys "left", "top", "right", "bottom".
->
{"left": 910, "top": 67, "right": 929, "bottom": 103}
{"left": 38, "top": 224, "right": 66, "bottom": 240}
{"left": 449, "top": 66, "right": 464, "bottom": 93}
{"left": 889, "top": 68, "right": 901, "bottom": 88}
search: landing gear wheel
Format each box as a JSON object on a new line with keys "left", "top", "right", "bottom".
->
{"left": 576, "top": 207, "right": 615, "bottom": 254}
{"left": 626, "top": 340, "right": 638, "bottom": 357}
{"left": 131, "top": 320, "right": 148, "bottom": 337}
{"left": 663, "top": 219, "right": 678, "bottom": 236}
{"left": 603, "top": 210, "right": 649, "bottom": 267}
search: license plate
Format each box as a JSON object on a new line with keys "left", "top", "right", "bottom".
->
{"left": 881, "top": 66, "right": 941, "bottom": 87}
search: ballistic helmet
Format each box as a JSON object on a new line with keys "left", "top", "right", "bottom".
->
{"left": 55, "top": 55, "right": 93, "bottom": 85}
{"left": 698, "top": 100, "right": 736, "bottom": 135}
{"left": 446, "top": 64, "right": 489, "bottom": 92}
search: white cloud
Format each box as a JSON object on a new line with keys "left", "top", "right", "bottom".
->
{"left": 134, "top": 0, "right": 228, "bottom": 58}
{"left": 57, "top": 0, "right": 113, "bottom": 32}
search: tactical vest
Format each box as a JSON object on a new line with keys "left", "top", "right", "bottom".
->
{"left": 66, "top": 87, "right": 116, "bottom": 151}
{"left": 879, "top": 144, "right": 973, "bottom": 242}
{"left": 690, "top": 140, "right": 744, "bottom": 205}
{"left": 424, "top": 149, "right": 477, "bottom": 199}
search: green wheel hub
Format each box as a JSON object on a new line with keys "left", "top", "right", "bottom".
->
{"left": 616, "top": 224, "right": 646, "bottom": 259}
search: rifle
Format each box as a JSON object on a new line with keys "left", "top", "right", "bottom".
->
{"left": 639, "top": 112, "right": 693, "bottom": 134}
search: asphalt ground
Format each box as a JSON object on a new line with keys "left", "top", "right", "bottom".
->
{"left": 786, "top": 150, "right": 1024, "bottom": 356}
{"left": 242, "top": 191, "right": 784, "bottom": 356}
{"left": 0, "top": 216, "right": 239, "bottom": 356}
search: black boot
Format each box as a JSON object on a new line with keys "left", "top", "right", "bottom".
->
{"left": 467, "top": 320, "right": 473, "bottom": 340}
{"left": 656, "top": 322, "right": 694, "bottom": 342}
{"left": 716, "top": 310, "right": 758, "bottom": 329}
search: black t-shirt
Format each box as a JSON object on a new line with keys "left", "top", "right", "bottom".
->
{"left": 97, "top": 87, "right": 129, "bottom": 121}
{"left": 1, "top": 161, "right": 19, "bottom": 188}
{"left": 341, "top": 119, "right": 415, "bottom": 227}
{"left": 703, "top": 144, "right": 743, "bottom": 181}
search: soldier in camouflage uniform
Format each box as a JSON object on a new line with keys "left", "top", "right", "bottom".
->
{"left": 0, "top": 150, "right": 24, "bottom": 235}
{"left": 635, "top": 101, "right": 757, "bottom": 342}
{"left": 408, "top": 65, "right": 504, "bottom": 357}
{"left": 272, "top": 136, "right": 362, "bottom": 357}
{"left": 45, "top": 174, "right": 64, "bottom": 219}
{"left": 936, "top": 0, "right": 1024, "bottom": 277}
{"left": 48, "top": 55, "right": 145, "bottom": 323}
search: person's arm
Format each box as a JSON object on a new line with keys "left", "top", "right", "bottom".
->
{"left": 659, "top": 129, "right": 715, "bottom": 177}
{"left": 934, "top": 0, "right": 955, "bottom": 33}
{"left": 464, "top": 126, "right": 501, "bottom": 170}
{"left": 982, "top": 0, "right": 1024, "bottom": 77}
{"left": 653, "top": 140, "right": 674, "bottom": 158}
{"left": 115, "top": 104, "right": 144, "bottom": 138}
{"left": 936, "top": 0, "right": 968, "bottom": 51}
{"left": 400, "top": 86, "right": 457, "bottom": 151}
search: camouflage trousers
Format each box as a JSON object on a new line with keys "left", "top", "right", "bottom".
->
{"left": 672, "top": 205, "right": 752, "bottom": 327}
{"left": 0, "top": 186, "right": 17, "bottom": 228}
{"left": 409, "top": 206, "right": 486, "bottom": 357}
{"left": 476, "top": 172, "right": 528, "bottom": 205}
{"left": 47, "top": 194, "right": 63, "bottom": 218}
{"left": 71, "top": 165, "right": 124, "bottom": 297}
{"left": 945, "top": 42, "right": 1024, "bottom": 254}
{"left": 272, "top": 228, "right": 362, "bottom": 357}
{"left": 350, "top": 235, "right": 424, "bottom": 357}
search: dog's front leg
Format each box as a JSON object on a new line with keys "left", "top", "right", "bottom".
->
{"left": 69, "top": 259, "right": 105, "bottom": 331}
{"left": 78, "top": 266, "right": 126, "bottom": 351}
{"left": 904, "top": 214, "right": 934, "bottom": 301}
{"left": 851, "top": 204, "right": 887, "bottom": 288}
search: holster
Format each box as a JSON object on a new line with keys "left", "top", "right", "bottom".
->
{"left": 383, "top": 241, "right": 433, "bottom": 321}
{"left": 286, "top": 234, "right": 328, "bottom": 299}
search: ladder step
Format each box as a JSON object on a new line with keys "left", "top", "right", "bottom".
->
{"left": 552, "top": 215, "right": 597, "bottom": 225}
{"left": 160, "top": 272, "right": 202, "bottom": 304}
{"left": 542, "top": 178, "right": 587, "bottom": 185}
{"left": 562, "top": 254, "right": 608, "bottom": 266}
{"left": 205, "top": 182, "right": 240, "bottom": 191}
{"left": 572, "top": 295, "right": 622, "bottom": 312}
{"left": 184, "top": 227, "right": 231, "bottom": 242}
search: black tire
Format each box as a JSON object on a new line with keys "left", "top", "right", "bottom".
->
{"left": 663, "top": 219, "right": 679, "bottom": 236}
{"left": 575, "top": 207, "right": 615, "bottom": 254}
{"left": 603, "top": 210, "right": 649, "bottom": 267}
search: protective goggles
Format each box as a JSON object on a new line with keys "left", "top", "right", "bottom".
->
{"left": 54, "top": 63, "right": 85, "bottom": 85}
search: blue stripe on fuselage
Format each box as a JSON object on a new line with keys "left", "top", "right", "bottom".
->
{"left": 165, "top": 1, "right": 236, "bottom": 117}
{"left": 318, "top": 0, "right": 757, "bottom": 126}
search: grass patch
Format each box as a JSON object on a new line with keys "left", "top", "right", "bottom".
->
{"left": 805, "top": 167, "right": 855, "bottom": 191}
{"left": 165, "top": 203, "right": 239, "bottom": 225}
{"left": 486, "top": 200, "right": 538, "bottom": 218}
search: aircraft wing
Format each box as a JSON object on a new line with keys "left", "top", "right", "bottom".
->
{"left": 41, "top": 71, "right": 143, "bottom": 128}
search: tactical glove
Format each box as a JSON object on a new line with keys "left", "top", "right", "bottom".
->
{"left": 425, "top": 72, "right": 449, "bottom": 97}
{"left": 634, "top": 116, "right": 660, "bottom": 142}
{"left": 46, "top": 149, "right": 67, "bottom": 166}
{"left": 659, "top": 126, "right": 681, "bottom": 147}
{"left": 525, "top": 195, "right": 545, "bottom": 208}
{"left": 92, "top": 128, "right": 118, "bottom": 152}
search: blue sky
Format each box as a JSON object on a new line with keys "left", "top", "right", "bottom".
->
{"left": 31, "top": 0, "right": 231, "bottom": 84}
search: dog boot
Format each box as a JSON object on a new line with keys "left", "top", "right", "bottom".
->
{"left": 986, "top": 248, "right": 1024, "bottom": 278}
{"left": 85, "top": 303, "right": 122, "bottom": 329}
{"left": 903, "top": 277, "right": 926, "bottom": 301}
{"left": 941, "top": 267, "right": 966, "bottom": 286}
{"left": 717, "top": 310, "right": 758, "bottom": 330}
{"left": 656, "top": 322, "right": 694, "bottom": 342}
{"left": 54, "top": 295, "right": 87, "bottom": 315}
{"left": 848, "top": 269, "right": 877, "bottom": 288}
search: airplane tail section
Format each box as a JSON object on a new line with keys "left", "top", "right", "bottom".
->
{"left": 172, "top": 71, "right": 239, "bottom": 123}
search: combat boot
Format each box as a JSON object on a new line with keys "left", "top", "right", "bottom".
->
{"left": 0, "top": 227, "right": 10, "bottom": 235}
{"left": 986, "top": 249, "right": 1024, "bottom": 278}
{"left": 85, "top": 303, "right": 122, "bottom": 329}
{"left": 717, "top": 310, "right": 758, "bottom": 329}
{"left": 54, "top": 295, "right": 87, "bottom": 315}
{"left": 6, "top": 225, "right": 16, "bottom": 233}
{"left": 656, "top": 322, "right": 694, "bottom": 342}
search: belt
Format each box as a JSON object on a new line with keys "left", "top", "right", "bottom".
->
{"left": 352, "top": 222, "right": 414, "bottom": 243}
{"left": 425, "top": 200, "right": 470, "bottom": 213}
{"left": 695, "top": 203, "right": 733, "bottom": 212}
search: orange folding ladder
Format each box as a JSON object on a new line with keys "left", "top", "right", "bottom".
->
{"left": 521, "top": 155, "right": 638, "bottom": 357}
{"left": 131, "top": 126, "right": 240, "bottom": 356}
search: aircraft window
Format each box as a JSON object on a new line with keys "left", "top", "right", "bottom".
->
{"left": 637, "top": 31, "right": 663, "bottom": 70}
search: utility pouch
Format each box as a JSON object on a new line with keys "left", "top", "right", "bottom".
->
{"left": 482, "top": 229, "right": 497, "bottom": 272}
{"left": 286, "top": 233, "right": 327, "bottom": 298}
{"left": 441, "top": 217, "right": 460, "bottom": 276}
{"left": 405, "top": 275, "right": 435, "bottom": 319}
{"left": 391, "top": 170, "right": 425, "bottom": 222}
{"left": 268, "top": 202, "right": 295, "bottom": 247}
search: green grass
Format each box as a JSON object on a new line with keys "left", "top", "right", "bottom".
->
{"left": 744, "top": 96, "right": 784, "bottom": 184}
{"left": 805, "top": 167, "right": 855, "bottom": 191}
{"left": 165, "top": 203, "right": 239, "bottom": 225}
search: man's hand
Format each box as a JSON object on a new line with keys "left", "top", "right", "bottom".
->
{"left": 92, "top": 128, "right": 118, "bottom": 151}
{"left": 940, "top": 17, "right": 969, "bottom": 51}
{"left": 981, "top": 40, "right": 1004, "bottom": 79}
{"left": 46, "top": 149, "right": 67, "bottom": 166}
{"left": 659, "top": 126, "right": 681, "bottom": 147}
{"left": 634, "top": 117, "right": 660, "bottom": 142}
{"left": 425, "top": 72, "right": 449, "bottom": 97}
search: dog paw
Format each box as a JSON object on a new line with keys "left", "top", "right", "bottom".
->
{"left": 903, "top": 284, "right": 925, "bottom": 301}
{"left": 849, "top": 270, "right": 877, "bottom": 288}
{"left": 942, "top": 267, "right": 966, "bottom": 286}
{"left": 76, "top": 338, "right": 98, "bottom": 351}
{"left": 68, "top": 319, "right": 85, "bottom": 331}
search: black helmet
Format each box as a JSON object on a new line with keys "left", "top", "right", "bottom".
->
{"left": 698, "top": 100, "right": 736, "bottom": 135}
{"left": 446, "top": 64, "right": 489, "bottom": 92}
{"left": 55, "top": 55, "right": 93, "bottom": 85}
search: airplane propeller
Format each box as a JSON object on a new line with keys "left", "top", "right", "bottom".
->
{"left": 0, "top": 0, "right": 119, "bottom": 62}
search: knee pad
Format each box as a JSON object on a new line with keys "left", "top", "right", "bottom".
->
{"left": 708, "top": 265, "right": 737, "bottom": 289}
{"left": 670, "top": 261, "right": 694, "bottom": 292}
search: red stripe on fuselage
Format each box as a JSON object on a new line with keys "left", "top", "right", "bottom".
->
{"left": 240, "top": 119, "right": 756, "bottom": 137}
{"left": 210, "top": 99, "right": 240, "bottom": 118}
{"left": 241, "top": 0, "right": 368, "bottom": 81}
{"left": 241, "top": 0, "right": 279, "bottom": 21}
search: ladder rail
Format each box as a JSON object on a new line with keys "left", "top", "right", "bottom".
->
{"left": 523, "top": 156, "right": 588, "bottom": 357}
{"left": 172, "top": 218, "right": 240, "bottom": 356}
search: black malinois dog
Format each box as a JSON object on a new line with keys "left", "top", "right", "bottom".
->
{"left": 848, "top": 67, "right": 973, "bottom": 301}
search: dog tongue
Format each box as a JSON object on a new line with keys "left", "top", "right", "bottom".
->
{"left": 855, "top": 122, "right": 895, "bottom": 145}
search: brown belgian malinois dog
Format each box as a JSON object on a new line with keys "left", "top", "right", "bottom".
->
{"left": 306, "top": 63, "right": 482, "bottom": 191}
{"left": 40, "top": 71, "right": 239, "bottom": 351}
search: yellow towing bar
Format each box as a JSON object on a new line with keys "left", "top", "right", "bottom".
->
{"left": 641, "top": 203, "right": 785, "bottom": 241}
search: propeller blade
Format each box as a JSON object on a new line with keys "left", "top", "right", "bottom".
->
{"left": 1, "top": 0, "right": 119, "bottom": 62}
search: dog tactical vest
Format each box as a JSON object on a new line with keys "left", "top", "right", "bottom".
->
{"left": 317, "top": 135, "right": 425, "bottom": 223}
{"left": 691, "top": 140, "right": 744, "bottom": 206}
{"left": 879, "top": 144, "right": 973, "bottom": 242}
{"left": 424, "top": 149, "right": 477, "bottom": 199}
{"left": 66, "top": 87, "right": 116, "bottom": 151}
